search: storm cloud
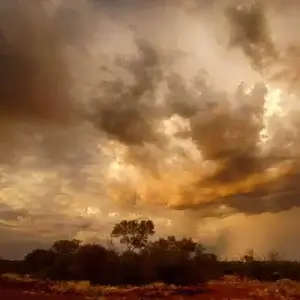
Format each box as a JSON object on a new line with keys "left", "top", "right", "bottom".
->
{"left": 1, "top": 0, "right": 300, "bottom": 258}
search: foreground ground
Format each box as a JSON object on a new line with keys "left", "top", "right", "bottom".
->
{"left": 1, "top": 275, "right": 300, "bottom": 299}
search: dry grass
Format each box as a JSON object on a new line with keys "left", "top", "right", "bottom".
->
{"left": 4, "top": 273, "right": 300, "bottom": 299}
{"left": 50, "top": 280, "right": 179, "bottom": 297}
{"left": 249, "top": 279, "right": 300, "bottom": 298}
{"left": 0, "top": 273, "right": 36, "bottom": 282}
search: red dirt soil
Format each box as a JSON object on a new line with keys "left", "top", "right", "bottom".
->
{"left": 0, "top": 279, "right": 282, "bottom": 299}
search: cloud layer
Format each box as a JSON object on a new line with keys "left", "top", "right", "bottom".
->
{"left": 1, "top": 0, "right": 300, "bottom": 258}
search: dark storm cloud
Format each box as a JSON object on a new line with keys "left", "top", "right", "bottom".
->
{"left": 226, "top": 0, "right": 300, "bottom": 87}
{"left": 226, "top": 1, "right": 278, "bottom": 71}
{"left": 0, "top": 2, "right": 75, "bottom": 125}
{"left": 90, "top": 38, "right": 269, "bottom": 183}
{"left": 1, "top": 0, "right": 300, "bottom": 221}
{"left": 91, "top": 39, "right": 165, "bottom": 146}
{"left": 94, "top": 34, "right": 300, "bottom": 217}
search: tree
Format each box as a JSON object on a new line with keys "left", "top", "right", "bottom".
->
{"left": 111, "top": 219, "right": 155, "bottom": 252}
{"left": 24, "top": 249, "right": 55, "bottom": 275}
{"left": 50, "top": 239, "right": 81, "bottom": 280}
{"left": 51, "top": 239, "right": 81, "bottom": 255}
{"left": 148, "top": 236, "right": 197, "bottom": 255}
{"left": 143, "top": 236, "right": 198, "bottom": 284}
{"left": 71, "top": 244, "right": 119, "bottom": 284}
{"left": 119, "top": 251, "right": 145, "bottom": 285}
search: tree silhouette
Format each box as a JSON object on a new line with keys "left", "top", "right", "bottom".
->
{"left": 111, "top": 219, "right": 155, "bottom": 252}
{"left": 24, "top": 249, "right": 55, "bottom": 274}
{"left": 71, "top": 243, "right": 119, "bottom": 284}
{"left": 142, "top": 236, "right": 200, "bottom": 284}
{"left": 12, "top": 218, "right": 300, "bottom": 286}
{"left": 51, "top": 239, "right": 81, "bottom": 255}
{"left": 50, "top": 239, "right": 81, "bottom": 280}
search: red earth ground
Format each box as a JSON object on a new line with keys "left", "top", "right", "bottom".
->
{"left": 0, "top": 277, "right": 294, "bottom": 299}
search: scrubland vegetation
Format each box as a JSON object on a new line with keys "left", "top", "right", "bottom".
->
{"left": 2, "top": 220, "right": 300, "bottom": 299}
{"left": 1, "top": 219, "right": 300, "bottom": 286}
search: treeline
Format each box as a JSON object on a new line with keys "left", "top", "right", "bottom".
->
{"left": 1, "top": 219, "right": 300, "bottom": 285}
{"left": 21, "top": 220, "right": 219, "bottom": 285}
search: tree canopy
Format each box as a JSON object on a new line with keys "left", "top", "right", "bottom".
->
{"left": 111, "top": 219, "right": 155, "bottom": 251}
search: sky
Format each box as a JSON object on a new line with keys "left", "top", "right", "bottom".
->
{"left": 1, "top": 0, "right": 300, "bottom": 260}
